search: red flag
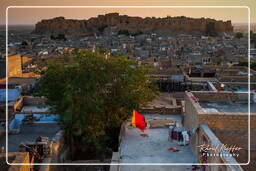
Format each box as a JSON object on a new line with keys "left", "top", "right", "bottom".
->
{"left": 132, "top": 110, "right": 146, "bottom": 131}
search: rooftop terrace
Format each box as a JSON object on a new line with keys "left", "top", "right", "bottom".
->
{"left": 0, "top": 123, "right": 60, "bottom": 152}
{"left": 200, "top": 101, "right": 256, "bottom": 113}
{"left": 119, "top": 114, "right": 198, "bottom": 171}
{"left": 190, "top": 91, "right": 256, "bottom": 114}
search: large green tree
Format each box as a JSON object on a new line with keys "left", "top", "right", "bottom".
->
{"left": 36, "top": 50, "right": 158, "bottom": 159}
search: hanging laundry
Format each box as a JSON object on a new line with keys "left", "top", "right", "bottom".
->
{"left": 168, "top": 125, "right": 174, "bottom": 141}
{"left": 178, "top": 131, "right": 183, "bottom": 143}
{"left": 182, "top": 131, "right": 189, "bottom": 145}
{"left": 171, "top": 130, "right": 178, "bottom": 140}
{"left": 187, "top": 130, "right": 191, "bottom": 136}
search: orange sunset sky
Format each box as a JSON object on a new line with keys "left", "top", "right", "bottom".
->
{"left": 0, "top": 0, "right": 255, "bottom": 25}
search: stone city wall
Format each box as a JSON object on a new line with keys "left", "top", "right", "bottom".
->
{"left": 34, "top": 13, "right": 233, "bottom": 36}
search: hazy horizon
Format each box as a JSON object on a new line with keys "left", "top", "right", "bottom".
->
{"left": 4, "top": 7, "right": 250, "bottom": 25}
{"left": 1, "top": 13, "right": 255, "bottom": 33}
{"left": 1, "top": 0, "right": 255, "bottom": 25}
{"left": 3, "top": 22, "right": 255, "bottom": 26}
{"left": 2, "top": 15, "right": 255, "bottom": 26}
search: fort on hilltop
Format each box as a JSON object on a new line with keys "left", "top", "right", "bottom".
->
{"left": 34, "top": 13, "right": 233, "bottom": 36}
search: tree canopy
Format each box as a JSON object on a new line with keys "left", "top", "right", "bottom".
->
{"left": 36, "top": 50, "right": 158, "bottom": 159}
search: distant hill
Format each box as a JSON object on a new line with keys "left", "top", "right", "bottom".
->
{"left": 233, "top": 23, "right": 256, "bottom": 33}
{"left": 0, "top": 25, "right": 34, "bottom": 32}
{"left": 34, "top": 13, "right": 233, "bottom": 36}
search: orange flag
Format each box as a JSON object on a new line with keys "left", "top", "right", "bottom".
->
{"left": 132, "top": 110, "right": 146, "bottom": 131}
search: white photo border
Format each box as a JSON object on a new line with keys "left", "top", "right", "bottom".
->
{"left": 5, "top": 6, "right": 251, "bottom": 166}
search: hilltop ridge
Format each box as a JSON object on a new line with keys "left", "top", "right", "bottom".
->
{"left": 34, "top": 13, "right": 233, "bottom": 36}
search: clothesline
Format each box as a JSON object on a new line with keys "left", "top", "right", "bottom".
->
{"left": 168, "top": 125, "right": 191, "bottom": 146}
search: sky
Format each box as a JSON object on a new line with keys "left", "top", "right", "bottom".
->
{"left": 0, "top": 0, "right": 255, "bottom": 25}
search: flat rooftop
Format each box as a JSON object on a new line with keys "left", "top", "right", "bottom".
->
{"left": 0, "top": 77, "right": 37, "bottom": 85}
{"left": 200, "top": 101, "right": 256, "bottom": 113}
{"left": 119, "top": 114, "right": 198, "bottom": 171}
{"left": 0, "top": 123, "right": 60, "bottom": 152}
{"left": 143, "top": 93, "right": 176, "bottom": 109}
{"left": 21, "top": 106, "right": 49, "bottom": 113}
{"left": 0, "top": 89, "right": 21, "bottom": 102}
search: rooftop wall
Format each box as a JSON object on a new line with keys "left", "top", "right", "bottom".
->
{"left": 23, "top": 96, "right": 46, "bottom": 106}
{"left": 191, "top": 91, "right": 252, "bottom": 103}
{"left": 190, "top": 124, "right": 243, "bottom": 171}
{"left": 183, "top": 91, "right": 203, "bottom": 130}
{"left": 184, "top": 91, "right": 256, "bottom": 170}
{"left": 184, "top": 91, "right": 255, "bottom": 132}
